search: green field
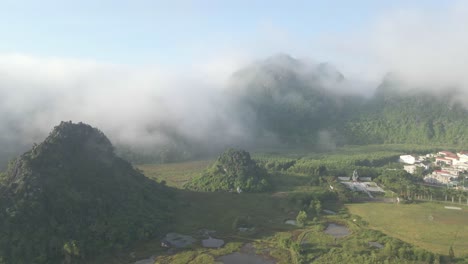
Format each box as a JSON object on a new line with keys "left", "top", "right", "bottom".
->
{"left": 138, "top": 160, "right": 212, "bottom": 188}
{"left": 348, "top": 202, "right": 468, "bottom": 256}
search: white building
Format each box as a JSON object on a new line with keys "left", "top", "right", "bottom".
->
{"left": 455, "top": 163, "right": 468, "bottom": 172}
{"left": 400, "top": 155, "right": 416, "bottom": 164}
{"left": 457, "top": 152, "right": 468, "bottom": 162}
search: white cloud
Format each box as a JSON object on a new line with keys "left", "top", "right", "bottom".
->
{"left": 0, "top": 53, "right": 248, "bottom": 149}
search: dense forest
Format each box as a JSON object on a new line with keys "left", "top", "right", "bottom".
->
{"left": 345, "top": 77, "right": 468, "bottom": 146}
{"left": 0, "top": 122, "right": 174, "bottom": 264}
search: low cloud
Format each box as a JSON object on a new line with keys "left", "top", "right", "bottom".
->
{"left": 322, "top": 2, "right": 468, "bottom": 102}
{"left": 0, "top": 53, "right": 249, "bottom": 153}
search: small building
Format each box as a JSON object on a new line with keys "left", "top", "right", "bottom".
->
{"left": 404, "top": 165, "right": 417, "bottom": 174}
{"left": 445, "top": 156, "right": 459, "bottom": 164}
{"left": 457, "top": 151, "right": 468, "bottom": 162}
{"left": 455, "top": 163, "right": 468, "bottom": 172}
{"left": 400, "top": 155, "right": 416, "bottom": 164}
{"left": 438, "top": 151, "right": 457, "bottom": 157}
{"left": 428, "top": 170, "right": 458, "bottom": 184}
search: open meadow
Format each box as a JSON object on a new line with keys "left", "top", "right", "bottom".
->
{"left": 138, "top": 160, "right": 213, "bottom": 188}
{"left": 348, "top": 202, "right": 468, "bottom": 256}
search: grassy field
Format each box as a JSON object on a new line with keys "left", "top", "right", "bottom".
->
{"left": 347, "top": 202, "right": 468, "bottom": 256}
{"left": 172, "top": 190, "right": 293, "bottom": 234}
{"left": 137, "top": 160, "right": 212, "bottom": 188}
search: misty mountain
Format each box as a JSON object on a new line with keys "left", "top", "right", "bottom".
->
{"left": 0, "top": 122, "right": 174, "bottom": 263}
{"left": 229, "top": 53, "right": 363, "bottom": 146}
{"left": 1, "top": 54, "right": 468, "bottom": 169}
{"left": 114, "top": 54, "right": 361, "bottom": 163}
{"left": 228, "top": 54, "right": 468, "bottom": 149}
{"left": 345, "top": 76, "right": 468, "bottom": 146}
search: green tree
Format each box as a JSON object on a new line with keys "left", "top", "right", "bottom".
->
{"left": 314, "top": 200, "right": 322, "bottom": 216}
{"left": 296, "top": 211, "right": 308, "bottom": 227}
{"left": 449, "top": 245, "right": 455, "bottom": 261}
{"left": 443, "top": 188, "right": 450, "bottom": 202}
{"left": 457, "top": 190, "right": 465, "bottom": 205}
{"left": 63, "top": 240, "right": 80, "bottom": 264}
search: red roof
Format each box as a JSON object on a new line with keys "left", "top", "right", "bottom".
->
{"left": 436, "top": 157, "right": 451, "bottom": 161}
{"left": 440, "top": 151, "right": 456, "bottom": 156}
{"left": 434, "top": 170, "right": 452, "bottom": 175}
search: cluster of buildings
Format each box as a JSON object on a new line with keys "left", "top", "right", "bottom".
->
{"left": 400, "top": 151, "right": 468, "bottom": 187}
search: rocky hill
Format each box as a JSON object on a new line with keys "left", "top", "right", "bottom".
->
{"left": 0, "top": 121, "right": 174, "bottom": 264}
{"left": 185, "top": 148, "right": 270, "bottom": 192}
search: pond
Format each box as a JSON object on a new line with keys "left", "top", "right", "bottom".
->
{"left": 164, "top": 233, "right": 196, "bottom": 248}
{"left": 284, "top": 219, "right": 297, "bottom": 226}
{"left": 324, "top": 223, "right": 350, "bottom": 238}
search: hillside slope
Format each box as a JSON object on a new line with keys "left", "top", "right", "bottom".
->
{"left": 0, "top": 121, "right": 174, "bottom": 264}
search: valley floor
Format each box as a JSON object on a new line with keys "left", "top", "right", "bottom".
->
{"left": 347, "top": 201, "right": 468, "bottom": 256}
{"left": 91, "top": 145, "right": 468, "bottom": 263}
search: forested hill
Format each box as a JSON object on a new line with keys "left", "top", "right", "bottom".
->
{"left": 0, "top": 121, "right": 174, "bottom": 264}
{"left": 344, "top": 77, "right": 468, "bottom": 147}
{"left": 229, "top": 55, "right": 468, "bottom": 149}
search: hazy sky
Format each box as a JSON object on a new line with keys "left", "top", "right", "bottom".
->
{"left": 1, "top": 0, "right": 468, "bottom": 152}
{"left": 0, "top": 0, "right": 448, "bottom": 67}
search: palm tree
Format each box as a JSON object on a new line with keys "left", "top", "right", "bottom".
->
{"left": 457, "top": 190, "right": 465, "bottom": 205}
{"left": 427, "top": 187, "right": 434, "bottom": 201}
{"left": 426, "top": 187, "right": 433, "bottom": 201}
{"left": 410, "top": 186, "right": 421, "bottom": 200}
{"left": 422, "top": 186, "right": 429, "bottom": 200}
{"left": 443, "top": 187, "right": 450, "bottom": 202}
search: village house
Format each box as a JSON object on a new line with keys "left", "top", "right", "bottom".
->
{"left": 424, "top": 170, "right": 458, "bottom": 185}
{"left": 435, "top": 157, "right": 453, "bottom": 166}
{"left": 446, "top": 156, "right": 460, "bottom": 165}
{"left": 455, "top": 163, "right": 468, "bottom": 172}
{"left": 438, "top": 151, "right": 457, "bottom": 157}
